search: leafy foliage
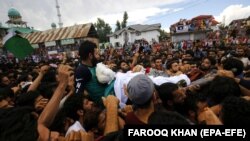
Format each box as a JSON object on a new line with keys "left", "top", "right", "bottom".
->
{"left": 94, "top": 18, "right": 112, "bottom": 43}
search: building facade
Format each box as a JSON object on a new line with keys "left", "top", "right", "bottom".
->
{"left": 22, "top": 23, "right": 98, "bottom": 58}
{"left": 108, "top": 24, "right": 161, "bottom": 47}
{"left": 170, "top": 15, "right": 219, "bottom": 42}
{"left": 0, "top": 8, "right": 98, "bottom": 59}
{"left": 171, "top": 30, "right": 212, "bottom": 42}
{"left": 0, "top": 8, "right": 38, "bottom": 58}
{"left": 228, "top": 17, "right": 250, "bottom": 37}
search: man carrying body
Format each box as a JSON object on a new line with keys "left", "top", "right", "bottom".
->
{"left": 75, "top": 40, "right": 107, "bottom": 107}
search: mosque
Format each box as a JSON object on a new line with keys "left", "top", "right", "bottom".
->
{"left": 0, "top": 8, "right": 37, "bottom": 48}
{"left": 0, "top": 7, "right": 98, "bottom": 59}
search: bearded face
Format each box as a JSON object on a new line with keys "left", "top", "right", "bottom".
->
{"left": 200, "top": 58, "right": 211, "bottom": 71}
{"left": 91, "top": 55, "right": 99, "bottom": 66}
{"left": 200, "top": 65, "right": 210, "bottom": 71}
{"left": 236, "top": 49, "right": 244, "bottom": 57}
{"left": 170, "top": 62, "right": 179, "bottom": 73}
{"left": 120, "top": 62, "right": 130, "bottom": 73}
{"left": 92, "top": 48, "right": 101, "bottom": 66}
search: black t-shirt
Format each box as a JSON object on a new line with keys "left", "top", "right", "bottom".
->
{"left": 74, "top": 64, "right": 92, "bottom": 95}
{"left": 239, "top": 78, "right": 250, "bottom": 90}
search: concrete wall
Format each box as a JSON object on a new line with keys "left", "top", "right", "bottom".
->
{"left": 171, "top": 32, "right": 208, "bottom": 42}
{"left": 109, "top": 30, "right": 160, "bottom": 47}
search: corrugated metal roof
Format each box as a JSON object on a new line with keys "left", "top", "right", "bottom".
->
{"left": 191, "top": 15, "right": 213, "bottom": 20}
{"left": 129, "top": 23, "right": 161, "bottom": 32}
{"left": 109, "top": 23, "right": 161, "bottom": 37}
{"left": 13, "top": 27, "right": 38, "bottom": 34}
{"left": 22, "top": 23, "right": 96, "bottom": 44}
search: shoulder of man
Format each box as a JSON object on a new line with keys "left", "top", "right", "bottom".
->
{"left": 75, "top": 64, "right": 92, "bottom": 82}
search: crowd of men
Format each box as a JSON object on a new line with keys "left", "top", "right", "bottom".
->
{"left": 0, "top": 34, "right": 250, "bottom": 140}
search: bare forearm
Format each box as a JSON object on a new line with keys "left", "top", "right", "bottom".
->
{"left": 104, "top": 102, "right": 119, "bottom": 135}
{"left": 131, "top": 57, "right": 138, "bottom": 68}
{"left": 28, "top": 73, "right": 44, "bottom": 92}
{"left": 38, "top": 82, "right": 67, "bottom": 127}
{"left": 240, "top": 85, "right": 250, "bottom": 96}
{"left": 59, "top": 94, "right": 70, "bottom": 110}
{"left": 234, "top": 78, "right": 250, "bottom": 96}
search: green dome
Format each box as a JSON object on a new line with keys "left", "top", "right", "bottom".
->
{"left": 51, "top": 23, "right": 57, "bottom": 28}
{"left": 8, "top": 8, "right": 21, "bottom": 17}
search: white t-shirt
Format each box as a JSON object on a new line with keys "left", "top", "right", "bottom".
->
{"left": 240, "top": 57, "right": 250, "bottom": 68}
{"left": 65, "top": 121, "right": 85, "bottom": 137}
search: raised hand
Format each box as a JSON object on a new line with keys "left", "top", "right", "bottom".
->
{"left": 57, "top": 65, "right": 73, "bottom": 85}
{"left": 40, "top": 65, "right": 50, "bottom": 75}
{"left": 102, "top": 95, "right": 119, "bottom": 108}
{"left": 65, "top": 131, "right": 94, "bottom": 141}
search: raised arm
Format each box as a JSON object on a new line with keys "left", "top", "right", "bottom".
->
{"left": 130, "top": 52, "right": 140, "bottom": 68}
{"left": 27, "top": 65, "right": 50, "bottom": 92}
{"left": 37, "top": 65, "right": 72, "bottom": 141}
{"left": 102, "top": 95, "right": 119, "bottom": 135}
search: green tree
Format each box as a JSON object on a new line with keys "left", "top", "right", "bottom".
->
{"left": 94, "top": 18, "right": 112, "bottom": 43}
{"left": 115, "top": 20, "right": 121, "bottom": 31}
{"left": 230, "top": 28, "right": 237, "bottom": 38}
{"left": 121, "top": 11, "right": 128, "bottom": 28}
{"left": 159, "top": 29, "right": 169, "bottom": 42}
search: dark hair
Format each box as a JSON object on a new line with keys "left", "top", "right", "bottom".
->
{"left": 142, "top": 60, "right": 151, "bottom": 68}
{"left": 148, "top": 109, "right": 190, "bottom": 125}
{"left": 185, "top": 50, "right": 194, "bottom": 57}
{"left": 181, "top": 58, "right": 192, "bottom": 64}
{"left": 41, "top": 68, "right": 57, "bottom": 83}
{"left": 0, "top": 107, "right": 38, "bottom": 141}
{"left": 180, "top": 92, "right": 199, "bottom": 119}
{"left": 221, "top": 97, "right": 250, "bottom": 125}
{"left": 38, "top": 82, "right": 58, "bottom": 99}
{"left": 208, "top": 49, "right": 217, "bottom": 55}
{"left": 62, "top": 94, "right": 86, "bottom": 121}
{"left": 117, "top": 60, "right": 127, "bottom": 69}
{"left": 203, "top": 56, "right": 216, "bottom": 66}
{"left": 49, "top": 109, "right": 67, "bottom": 134}
{"left": 17, "top": 74, "right": 29, "bottom": 83}
{"left": 79, "top": 40, "right": 97, "bottom": 60}
{"left": 166, "top": 53, "right": 173, "bottom": 58}
{"left": 0, "top": 74, "right": 9, "bottom": 88}
{"left": 166, "top": 60, "right": 179, "bottom": 70}
{"left": 156, "top": 83, "right": 178, "bottom": 108}
{"left": 16, "top": 90, "right": 40, "bottom": 107}
{"left": 30, "top": 72, "right": 39, "bottom": 81}
{"left": 0, "top": 87, "right": 14, "bottom": 101}
{"left": 207, "top": 76, "right": 241, "bottom": 106}
{"left": 153, "top": 57, "right": 162, "bottom": 62}
{"left": 83, "top": 108, "right": 102, "bottom": 131}
{"left": 222, "top": 58, "right": 244, "bottom": 76}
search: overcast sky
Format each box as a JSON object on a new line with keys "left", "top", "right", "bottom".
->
{"left": 0, "top": 0, "right": 250, "bottom": 32}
